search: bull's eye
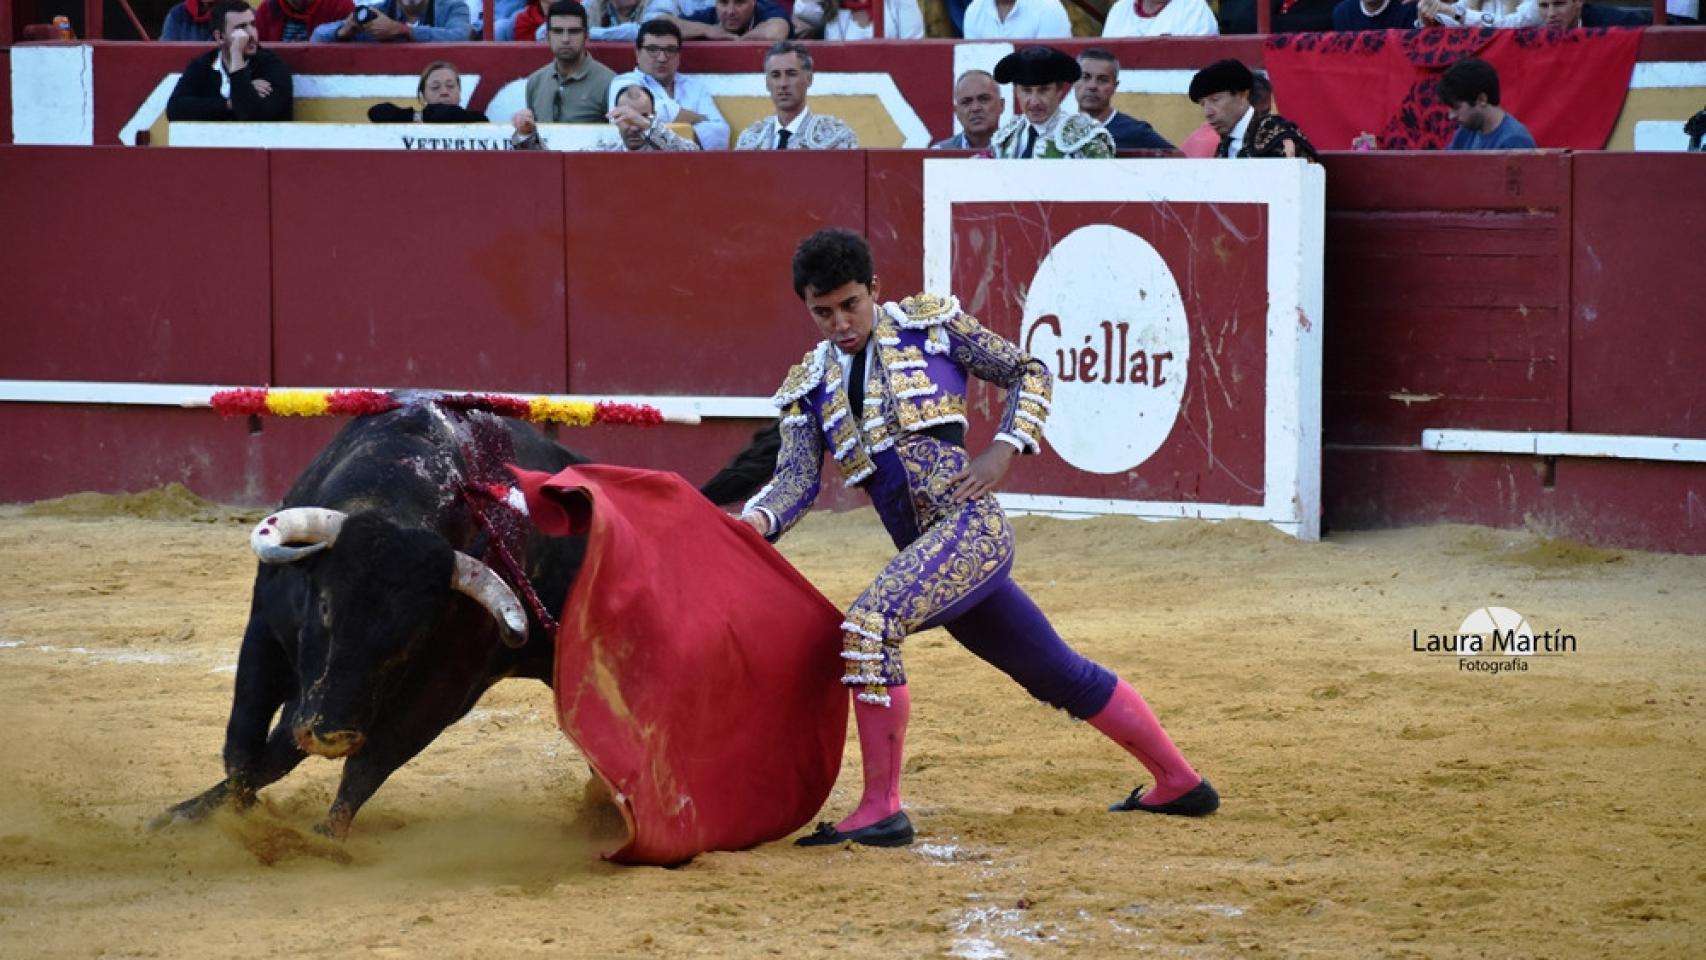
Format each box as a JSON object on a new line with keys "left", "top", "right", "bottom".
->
{"left": 317, "top": 593, "right": 333, "bottom": 628}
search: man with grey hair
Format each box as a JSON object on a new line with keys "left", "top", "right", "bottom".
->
{"left": 932, "top": 69, "right": 1003, "bottom": 151}
{"left": 1075, "top": 48, "right": 1174, "bottom": 152}
{"left": 735, "top": 41, "right": 859, "bottom": 150}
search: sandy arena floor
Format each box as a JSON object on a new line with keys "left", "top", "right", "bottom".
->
{"left": 0, "top": 486, "right": 1702, "bottom": 959}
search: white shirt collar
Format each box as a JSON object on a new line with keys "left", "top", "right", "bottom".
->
{"left": 214, "top": 52, "right": 234, "bottom": 100}
{"left": 1228, "top": 106, "right": 1254, "bottom": 153}
{"left": 1028, "top": 109, "right": 1065, "bottom": 140}
{"left": 777, "top": 106, "right": 812, "bottom": 144}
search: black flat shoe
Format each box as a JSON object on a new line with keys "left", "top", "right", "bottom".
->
{"left": 1109, "top": 779, "right": 1220, "bottom": 817}
{"left": 794, "top": 811, "right": 916, "bottom": 848}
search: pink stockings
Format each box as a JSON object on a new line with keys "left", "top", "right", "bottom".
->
{"left": 835, "top": 684, "right": 911, "bottom": 833}
{"left": 1086, "top": 678, "right": 1202, "bottom": 806}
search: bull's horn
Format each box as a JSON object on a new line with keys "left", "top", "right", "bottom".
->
{"left": 451, "top": 553, "right": 529, "bottom": 648}
{"left": 251, "top": 508, "right": 348, "bottom": 564}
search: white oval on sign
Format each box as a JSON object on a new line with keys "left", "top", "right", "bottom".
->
{"left": 1019, "top": 224, "right": 1190, "bottom": 475}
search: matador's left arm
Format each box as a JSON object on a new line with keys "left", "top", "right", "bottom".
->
{"left": 943, "top": 308, "right": 1052, "bottom": 455}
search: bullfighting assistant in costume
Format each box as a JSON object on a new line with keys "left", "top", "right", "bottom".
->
{"left": 510, "top": 463, "right": 848, "bottom": 865}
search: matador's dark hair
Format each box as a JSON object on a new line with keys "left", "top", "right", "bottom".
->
{"left": 792, "top": 228, "right": 874, "bottom": 300}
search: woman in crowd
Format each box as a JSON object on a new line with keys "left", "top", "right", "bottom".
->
{"left": 367, "top": 61, "right": 488, "bottom": 123}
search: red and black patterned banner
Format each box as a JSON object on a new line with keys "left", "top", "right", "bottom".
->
{"left": 1265, "top": 27, "right": 1642, "bottom": 150}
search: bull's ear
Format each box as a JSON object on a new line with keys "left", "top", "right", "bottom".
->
{"left": 450, "top": 552, "right": 529, "bottom": 647}
{"left": 252, "top": 508, "right": 348, "bottom": 564}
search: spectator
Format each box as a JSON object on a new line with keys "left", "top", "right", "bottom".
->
{"left": 1333, "top": 0, "right": 1419, "bottom": 28}
{"left": 513, "top": 0, "right": 618, "bottom": 143}
{"left": 1180, "top": 67, "right": 1266, "bottom": 157}
{"left": 485, "top": 0, "right": 527, "bottom": 37}
{"left": 961, "top": 0, "right": 1072, "bottom": 38}
{"left": 160, "top": 0, "right": 216, "bottom": 41}
{"left": 1438, "top": 57, "right": 1536, "bottom": 149}
{"left": 1101, "top": 0, "right": 1218, "bottom": 36}
{"left": 587, "top": 0, "right": 649, "bottom": 36}
{"left": 735, "top": 41, "right": 860, "bottom": 149}
{"left": 1217, "top": 0, "right": 1336, "bottom": 32}
{"left": 1536, "top": 0, "right": 1645, "bottom": 25}
{"left": 1189, "top": 59, "right": 1318, "bottom": 159}
{"left": 597, "top": 81, "right": 703, "bottom": 149}
{"left": 607, "top": 20, "right": 731, "bottom": 149}
{"left": 931, "top": 69, "right": 1003, "bottom": 151}
{"left": 311, "top": 0, "right": 472, "bottom": 41}
{"left": 987, "top": 46, "right": 1114, "bottom": 158}
{"left": 516, "top": 0, "right": 645, "bottom": 38}
{"left": 819, "top": 0, "right": 926, "bottom": 37}
{"left": 368, "top": 61, "right": 488, "bottom": 123}
{"left": 640, "top": 0, "right": 714, "bottom": 26}
{"left": 255, "top": 0, "right": 354, "bottom": 40}
{"left": 1415, "top": 0, "right": 1536, "bottom": 26}
{"left": 166, "top": 0, "right": 293, "bottom": 122}
{"left": 1075, "top": 49, "right": 1174, "bottom": 151}
{"left": 510, "top": 0, "right": 552, "bottom": 37}
{"left": 665, "top": 0, "right": 791, "bottom": 39}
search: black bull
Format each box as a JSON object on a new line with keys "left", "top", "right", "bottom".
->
{"left": 152, "top": 404, "right": 779, "bottom": 840}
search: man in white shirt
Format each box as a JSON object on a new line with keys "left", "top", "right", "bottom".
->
{"left": 1101, "top": 0, "right": 1218, "bottom": 35}
{"left": 735, "top": 40, "right": 860, "bottom": 150}
{"left": 961, "top": 0, "right": 1072, "bottom": 38}
{"left": 607, "top": 19, "right": 731, "bottom": 149}
{"left": 819, "top": 0, "right": 925, "bottom": 38}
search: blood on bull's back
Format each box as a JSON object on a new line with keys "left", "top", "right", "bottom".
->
{"left": 152, "top": 403, "right": 588, "bottom": 840}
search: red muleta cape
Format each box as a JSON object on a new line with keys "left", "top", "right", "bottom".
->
{"left": 510, "top": 464, "right": 847, "bottom": 866}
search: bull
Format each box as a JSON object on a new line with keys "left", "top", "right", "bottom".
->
{"left": 153, "top": 401, "right": 590, "bottom": 839}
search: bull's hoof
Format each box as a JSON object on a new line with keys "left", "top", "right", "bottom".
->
{"left": 313, "top": 806, "right": 354, "bottom": 841}
{"left": 146, "top": 785, "right": 233, "bottom": 832}
{"left": 145, "top": 808, "right": 193, "bottom": 832}
{"left": 147, "top": 800, "right": 215, "bottom": 832}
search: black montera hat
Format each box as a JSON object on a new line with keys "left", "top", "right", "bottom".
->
{"left": 993, "top": 46, "right": 1081, "bottom": 86}
{"left": 1189, "top": 59, "right": 1255, "bottom": 102}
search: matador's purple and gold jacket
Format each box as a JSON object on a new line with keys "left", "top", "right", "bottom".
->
{"left": 745, "top": 292, "right": 1053, "bottom": 537}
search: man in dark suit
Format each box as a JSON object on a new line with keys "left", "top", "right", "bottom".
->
{"left": 1189, "top": 58, "right": 1315, "bottom": 160}
{"left": 1075, "top": 48, "right": 1175, "bottom": 152}
{"left": 166, "top": 0, "right": 294, "bottom": 122}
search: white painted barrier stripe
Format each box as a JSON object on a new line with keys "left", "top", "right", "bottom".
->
{"left": 1422, "top": 428, "right": 1706, "bottom": 463}
{"left": 0, "top": 380, "right": 777, "bottom": 422}
{"left": 1630, "top": 61, "right": 1706, "bottom": 89}
{"left": 998, "top": 492, "right": 1302, "bottom": 534}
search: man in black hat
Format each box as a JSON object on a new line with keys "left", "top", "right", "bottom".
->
{"left": 1189, "top": 58, "right": 1317, "bottom": 161}
{"left": 988, "top": 46, "right": 1114, "bottom": 159}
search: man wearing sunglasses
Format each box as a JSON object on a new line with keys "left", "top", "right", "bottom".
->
{"left": 605, "top": 18, "right": 731, "bottom": 149}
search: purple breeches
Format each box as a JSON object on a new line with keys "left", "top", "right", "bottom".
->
{"left": 839, "top": 437, "right": 1116, "bottom": 719}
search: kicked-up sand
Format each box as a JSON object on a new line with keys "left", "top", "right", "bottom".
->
{"left": 0, "top": 486, "right": 1702, "bottom": 959}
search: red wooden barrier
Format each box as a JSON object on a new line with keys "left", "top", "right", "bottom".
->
{"left": 1319, "top": 152, "right": 1572, "bottom": 447}
{"left": 269, "top": 148, "right": 570, "bottom": 392}
{"left": 1569, "top": 152, "right": 1706, "bottom": 439}
{"left": 561, "top": 151, "right": 866, "bottom": 398}
{"left": 0, "top": 146, "right": 273, "bottom": 385}
{"left": 1, "top": 145, "right": 1703, "bottom": 553}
